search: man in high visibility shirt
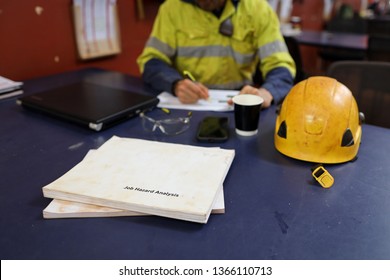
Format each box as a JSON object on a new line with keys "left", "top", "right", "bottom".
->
{"left": 137, "top": 0, "right": 296, "bottom": 108}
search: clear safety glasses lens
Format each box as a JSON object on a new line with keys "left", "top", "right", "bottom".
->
{"left": 140, "top": 112, "right": 192, "bottom": 135}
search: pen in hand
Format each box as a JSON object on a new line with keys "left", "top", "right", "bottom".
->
{"left": 182, "top": 70, "right": 209, "bottom": 101}
{"left": 183, "top": 70, "right": 196, "bottom": 82}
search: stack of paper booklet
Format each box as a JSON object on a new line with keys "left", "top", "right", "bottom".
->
{"left": 42, "top": 136, "right": 235, "bottom": 223}
{"left": 0, "top": 75, "right": 23, "bottom": 100}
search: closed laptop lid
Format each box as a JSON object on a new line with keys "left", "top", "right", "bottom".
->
{"left": 17, "top": 82, "right": 159, "bottom": 131}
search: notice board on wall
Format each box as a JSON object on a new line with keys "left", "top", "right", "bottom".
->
{"left": 73, "top": 0, "right": 121, "bottom": 60}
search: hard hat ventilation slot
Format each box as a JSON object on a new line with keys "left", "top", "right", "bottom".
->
{"left": 341, "top": 128, "right": 354, "bottom": 147}
{"left": 277, "top": 121, "right": 287, "bottom": 138}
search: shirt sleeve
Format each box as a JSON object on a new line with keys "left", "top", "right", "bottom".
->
{"left": 142, "top": 58, "right": 183, "bottom": 94}
{"left": 254, "top": 2, "right": 296, "bottom": 104}
{"left": 261, "top": 67, "right": 294, "bottom": 105}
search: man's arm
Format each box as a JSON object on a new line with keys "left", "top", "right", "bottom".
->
{"left": 261, "top": 67, "right": 294, "bottom": 105}
{"left": 237, "top": 67, "right": 293, "bottom": 109}
{"left": 254, "top": 1, "right": 296, "bottom": 104}
{"left": 142, "top": 58, "right": 183, "bottom": 94}
{"left": 143, "top": 58, "right": 209, "bottom": 103}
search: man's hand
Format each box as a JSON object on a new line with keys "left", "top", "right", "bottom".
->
{"left": 174, "top": 79, "right": 209, "bottom": 104}
{"left": 228, "top": 85, "right": 273, "bottom": 108}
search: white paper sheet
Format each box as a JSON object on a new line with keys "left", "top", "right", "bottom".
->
{"left": 157, "top": 90, "right": 239, "bottom": 111}
{"left": 0, "top": 76, "right": 23, "bottom": 94}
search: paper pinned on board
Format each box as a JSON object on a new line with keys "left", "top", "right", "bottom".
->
{"left": 157, "top": 89, "right": 239, "bottom": 111}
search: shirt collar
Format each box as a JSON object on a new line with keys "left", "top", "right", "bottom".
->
{"left": 181, "top": 0, "right": 239, "bottom": 18}
{"left": 181, "top": 0, "right": 240, "bottom": 9}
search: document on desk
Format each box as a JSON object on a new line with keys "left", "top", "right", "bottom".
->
{"left": 42, "top": 136, "right": 234, "bottom": 223}
{"left": 43, "top": 188, "right": 225, "bottom": 219}
{"left": 43, "top": 148, "right": 226, "bottom": 218}
{"left": 157, "top": 89, "right": 239, "bottom": 111}
{"left": 0, "top": 76, "right": 23, "bottom": 94}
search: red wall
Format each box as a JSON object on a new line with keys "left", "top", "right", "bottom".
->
{"left": 291, "top": 0, "right": 363, "bottom": 75}
{"left": 0, "top": 0, "right": 364, "bottom": 81}
{"left": 0, "top": 0, "right": 158, "bottom": 81}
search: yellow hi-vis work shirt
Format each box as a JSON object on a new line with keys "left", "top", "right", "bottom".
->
{"left": 137, "top": 0, "right": 296, "bottom": 90}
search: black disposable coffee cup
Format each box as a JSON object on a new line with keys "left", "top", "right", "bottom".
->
{"left": 232, "top": 95, "right": 264, "bottom": 136}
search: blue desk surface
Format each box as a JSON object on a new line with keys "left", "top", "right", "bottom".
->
{"left": 1, "top": 68, "right": 390, "bottom": 260}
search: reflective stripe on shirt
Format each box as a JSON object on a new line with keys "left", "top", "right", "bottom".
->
{"left": 258, "top": 40, "right": 289, "bottom": 60}
{"left": 146, "top": 37, "right": 176, "bottom": 59}
{"left": 147, "top": 36, "right": 256, "bottom": 66}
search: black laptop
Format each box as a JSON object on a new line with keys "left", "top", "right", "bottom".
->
{"left": 17, "top": 82, "right": 159, "bottom": 131}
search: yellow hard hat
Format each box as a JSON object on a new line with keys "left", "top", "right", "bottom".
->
{"left": 274, "top": 76, "right": 362, "bottom": 164}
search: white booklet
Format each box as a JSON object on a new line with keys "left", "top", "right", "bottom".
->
{"left": 43, "top": 150, "right": 223, "bottom": 219}
{"left": 42, "top": 136, "right": 235, "bottom": 223}
{"left": 43, "top": 187, "right": 225, "bottom": 219}
{"left": 0, "top": 75, "right": 23, "bottom": 94}
{"left": 157, "top": 89, "right": 239, "bottom": 111}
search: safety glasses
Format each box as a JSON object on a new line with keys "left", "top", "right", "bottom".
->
{"left": 140, "top": 111, "right": 192, "bottom": 135}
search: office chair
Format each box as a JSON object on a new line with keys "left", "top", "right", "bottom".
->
{"left": 284, "top": 36, "right": 307, "bottom": 84}
{"left": 368, "top": 35, "right": 390, "bottom": 61}
{"left": 318, "top": 16, "right": 368, "bottom": 69}
{"left": 327, "top": 61, "right": 390, "bottom": 128}
{"left": 367, "top": 17, "right": 390, "bottom": 37}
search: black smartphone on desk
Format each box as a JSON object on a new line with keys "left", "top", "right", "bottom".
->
{"left": 196, "top": 116, "right": 229, "bottom": 142}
